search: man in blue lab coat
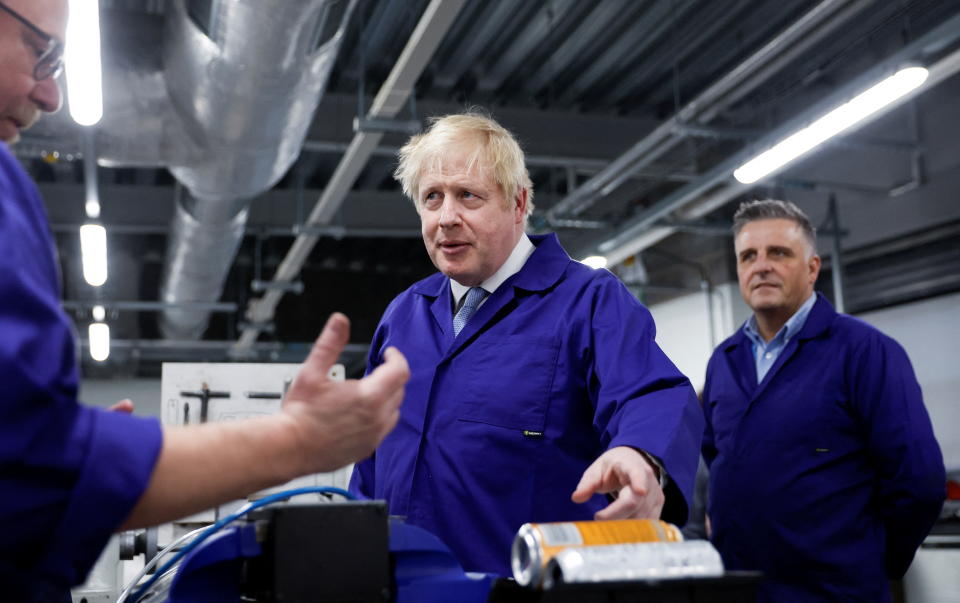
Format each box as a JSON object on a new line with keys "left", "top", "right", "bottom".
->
{"left": 702, "top": 199, "right": 945, "bottom": 601}
{"left": 1, "top": 1, "right": 409, "bottom": 599}
{"left": 350, "top": 112, "right": 703, "bottom": 575}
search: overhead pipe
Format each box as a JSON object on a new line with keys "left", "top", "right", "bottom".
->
{"left": 582, "top": 18, "right": 960, "bottom": 266}
{"left": 31, "top": 1, "right": 358, "bottom": 339}
{"left": 826, "top": 194, "right": 846, "bottom": 313}
{"left": 157, "top": 0, "right": 358, "bottom": 339}
{"left": 545, "top": 0, "right": 874, "bottom": 222}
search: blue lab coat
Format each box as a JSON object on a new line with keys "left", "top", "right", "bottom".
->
{"left": 351, "top": 233, "right": 703, "bottom": 575}
{"left": 0, "top": 144, "right": 163, "bottom": 600}
{"left": 703, "top": 293, "right": 945, "bottom": 602}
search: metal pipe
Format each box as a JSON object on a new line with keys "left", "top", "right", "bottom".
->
{"left": 702, "top": 279, "right": 716, "bottom": 350}
{"left": 584, "top": 19, "right": 960, "bottom": 266}
{"left": 48, "top": 222, "right": 424, "bottom": 239}
{"left": 62, "top": 300, "right": 238, "bottom": 313}
{"left": 827, "top": 195, "right": 846, "bottom": 313}
{"left": 546, "top": 0, "right": 874, "bottom": 220}
{"left": 158, "top": 0, "right": 358, "bottom": 339}
{"left": 77, "top": 338, "right": 369, "bottom": 355}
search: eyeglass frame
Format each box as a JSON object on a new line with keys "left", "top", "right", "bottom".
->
{"left": 0, "top": 1, "right": 64, "bottom": 81}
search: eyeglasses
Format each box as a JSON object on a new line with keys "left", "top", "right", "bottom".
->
{"left": 0, "top": 1, "right": 64, "bottom": 81}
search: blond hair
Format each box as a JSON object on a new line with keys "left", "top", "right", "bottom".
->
{"left": 394, "top": 111, "right": 535, "bottom": 220}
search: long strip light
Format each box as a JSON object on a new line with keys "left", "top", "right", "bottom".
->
{"left": 65, "top": 0, "right": 103, "bottom": 126}
{"left": 88, "top": 322, "right": 110, "bottom": 362}
{"left": 80, "top": 223, "right": 108, "bottom": 286}
{"left": 734, "top": 66, "right": 929, "bottom": 184}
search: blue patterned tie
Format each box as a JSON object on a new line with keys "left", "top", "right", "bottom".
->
{"left": 453, "top": 287, "right": 487, "bottom": 336}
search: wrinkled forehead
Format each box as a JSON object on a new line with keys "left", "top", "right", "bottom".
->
{"left": 9, "top": 0, "right": 68, "bottom": 41}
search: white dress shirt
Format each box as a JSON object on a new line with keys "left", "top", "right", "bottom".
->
{"left": 450, "top": 234, "right": 535, "bottom": 310}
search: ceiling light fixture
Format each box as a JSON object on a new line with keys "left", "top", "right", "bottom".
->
{"left": 65, "top": 0, "right": 103, "bottom": 126}
{"left": 88, "top": 322, "right": 110, "bottom": 362}
{"left": 80, "top": 223, "right": 108, "bottom": 287}
{"left": 733, "top": 66, "right": 929, "bottom": 184}
{"left": 85, "top": 199, "right": 100, "bottom": 219}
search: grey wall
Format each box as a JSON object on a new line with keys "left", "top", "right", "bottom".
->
{"left": 858, "top": 292, "right": 960, "bottom": 470}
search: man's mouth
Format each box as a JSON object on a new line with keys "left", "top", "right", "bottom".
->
{"left": 10, "top": 109, "right": 39, "bottom": 131}
{"left": 0, "top": 118, "right": 23, "bottom": 143}
{"left": 439, "top": 240, "right": 469, "bottom": 252}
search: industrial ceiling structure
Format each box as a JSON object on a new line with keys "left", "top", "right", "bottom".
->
{"left": 16, "top": 0, "right": 960, "bottom": 377}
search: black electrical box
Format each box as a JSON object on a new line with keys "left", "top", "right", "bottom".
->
{"left": 242, "top": 501, "right": 390, "bottom": 603}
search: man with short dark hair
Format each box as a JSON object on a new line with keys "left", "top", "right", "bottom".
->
{"left": 1, "top": 1, "right": 409, "bottom": 599}
{"left": 702, "top": 199, "right": 945, "bottom": 601}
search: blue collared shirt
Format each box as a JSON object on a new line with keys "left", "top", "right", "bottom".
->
{"left": 743, "top": 293, "right": 817, "bottom": 382}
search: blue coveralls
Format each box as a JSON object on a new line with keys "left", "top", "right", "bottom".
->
{"left": 351, "top": 233, "right": 704, "bottom": 575}
{"left": 703, "top": 293, "right": 945, "bottom": 601}
{"left": 0, "top": 144, "right": 162, "bottom": 600}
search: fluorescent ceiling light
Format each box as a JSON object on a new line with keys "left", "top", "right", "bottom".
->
{"left": 80, "top": 223, "right": 108, "bottom": 287}
{"left": 92, "top": 304, "right": 106, "bottom": 321}
{"left": 88, "top": 322, "right": 110, "bottom": 362}
{"left": 581, "top": 256, "right": 608, "bottom": 269}
{"left": 85, "top": 199, "right": 100, "bottom": 219}
{"left": 734, "top": 66, "right": 929, "bottom": 184}
{"left": 65, "top": 0, "right": 103, "bottom": 126}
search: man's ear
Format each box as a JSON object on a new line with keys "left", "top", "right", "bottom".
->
{"left": 808, "top": 253, "right": 822, "bottom": 284}
{"left": 514, "top": 188, "right": 528, "bottom": 223}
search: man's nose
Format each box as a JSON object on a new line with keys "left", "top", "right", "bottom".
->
{"left": 752, "top": 254, "right": 773, "bottom": 274}
{"left": 31, "top": 76, "right": 63, "bottom": 114}
{"left": 438, "top": 198, "right": 461, "bottom": 227}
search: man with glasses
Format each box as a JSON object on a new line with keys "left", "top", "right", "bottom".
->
{"left": 1, "top": 1, "right": 410, "bottom": 600}
{"left": 0, "top": 0, "right": 63, "bottom": 143}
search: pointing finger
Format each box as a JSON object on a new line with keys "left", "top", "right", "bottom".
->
{"left": 571, "top": 460, "right": 602, "bottom": 503}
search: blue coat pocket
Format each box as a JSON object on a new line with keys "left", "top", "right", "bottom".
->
{"left": 455, "top": 335, "right": 559, "bottom": 432}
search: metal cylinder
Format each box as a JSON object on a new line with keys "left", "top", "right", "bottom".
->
{"left": 511, "top": 519, "right": 683, "bottom": 588}
{"left": 543, "top": 540, "right": 724, "bottom": 589}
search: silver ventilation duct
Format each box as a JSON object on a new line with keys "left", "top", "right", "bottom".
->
{"left": 31, "top": 1, "right": 356, "bottom": 339}
{"left": 31, "top": 0, "right": 357, "bottom": 339}
{"left": 157, "top": 0, "right": 356, "bottom": 339}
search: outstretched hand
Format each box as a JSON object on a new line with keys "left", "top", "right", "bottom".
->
{"left": 280, "top": 313, "right": 409, "bottom": 474}
{"left": 571, "top": 446, "right": 665, "bottom": 520}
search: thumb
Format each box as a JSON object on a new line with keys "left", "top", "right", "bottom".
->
{"left": 360, "top": 346, "right": 410, "bottom": 398}
{"left": 303, "top": 313, "right": 350, "bottom": 375}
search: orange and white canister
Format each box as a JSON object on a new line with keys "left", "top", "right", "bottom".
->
{"left": 511, "top": 519, "right": 684, "bottom": 587}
